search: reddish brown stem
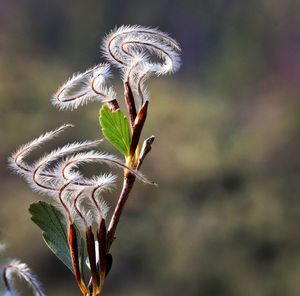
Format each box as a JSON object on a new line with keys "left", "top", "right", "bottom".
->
{"left": 97, "top": 219, "right": 107, "bottom": 294}
{"left": 124, "top": 82, "right": 137, "bottom": 127}
{"left": 107, "top": 99, "right": 119, "bottom": 112}
{"left": 86, "top": 226, "right": 98, "bottom": 292}
{"left": 68, "top": 224, "right": 87, "bottom": 295}
{"left": 107, "top": 173, "right": 136, "bottom": 249}
{"left": 129, "top": 101, "right": 148, "bottom": 158}
{"left": 98, "top": 219, "right": 107, "bottom": 274}
{"left": 107, "top": 89, "right": 149, "bottom": 250}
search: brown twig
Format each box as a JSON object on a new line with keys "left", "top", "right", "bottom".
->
{"left": 86, "top": 226, "right": 98, "bottom": 294}
{"left": 107, "top": 173, "right": 136, "bottom": 249}
{"left": 129, "top": 100, "right": 148, "bottom": 159}
{"left": 107, "top": 81, "right": 150, "bottom": 251}
{"left": 68, "top": 224, "right": 87, "bottom": 295}
{"left": 124, "top": 82, "right": 137, "bottom": 127}
{"left": 97, "top": 219, "right": 107, "bottom": 294}
{"left": 107, "top": 99, "right": 119, "bottom": 112}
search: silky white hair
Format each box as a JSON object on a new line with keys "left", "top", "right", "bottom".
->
{"left": 9, "top": 125, "right": 153, "bottom": 231}
{"left": 102, "top": 25, "right": 181, "bottom": 106}
{"left": 52, "top": 64, "right": 116, "bottom": 110}
{"left": 2, "top": 260, "right": 45, "bottom": 296}
{"left": 51, "top": 25, "right": 181, "bottom": 111}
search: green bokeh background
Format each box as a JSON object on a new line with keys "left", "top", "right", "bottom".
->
{"left": 1, "top": 0, "right": 300, "bottom": 295}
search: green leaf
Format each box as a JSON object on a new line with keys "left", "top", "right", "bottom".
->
{"left": 99, "top": 105, "right": 131, "bottom": 156}
{"left": 29, "top": 201, "right": 85, "bottom": 273}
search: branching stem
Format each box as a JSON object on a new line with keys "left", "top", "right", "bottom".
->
{"left": 107, "top": 80, "right": 149, "bottom": 253}
{"left": 107, "top": 173, "right": 136, "bottom": 249}
{"left": 68, "top": 224, "right": 87, "bottom": 295}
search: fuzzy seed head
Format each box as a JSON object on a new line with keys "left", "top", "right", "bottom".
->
{"left": 52, "top": 64, "right": 116, "bottom": 110}
{"left": 3, "top": 260, "right": 45, "bottom": 296}
{"left": 9, "top": 126, "right": 153, "bottom": 228}
{"left": 102, "top": 25, "right": 181, "bottom": 105}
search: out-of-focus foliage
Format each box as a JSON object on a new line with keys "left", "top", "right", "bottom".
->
{"left": 0, "top": 0, "right": 300, "bottom": 295}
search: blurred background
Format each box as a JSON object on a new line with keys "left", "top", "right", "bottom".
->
{"left": 0, "top": 0, "right": 300, "bottom": 295}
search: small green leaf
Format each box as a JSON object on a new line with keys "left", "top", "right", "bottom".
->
{"left": 29, "top": 201, "right": 84, "bottom": 273}
{"left": 99, "top": 105, "right": 131, "bottom": 156}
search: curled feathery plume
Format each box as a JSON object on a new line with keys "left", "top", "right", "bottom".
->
{"left": 9, "top": 124, "right": 102, "bottom": 196}
{"left": 102, "top": 25, "right": 181, "bottom": 73}
{"left": 9, "top": 124, "right": 73, "bottom": 176}
{"left": 2, "top": 260, "right": 45, "bottom": 296}
{"left": 58, "top": 151, "right": 154, "bottom": 185}
{"left": 62, "top": 174, "right": 114, "bottom": 231}
{"left": 8, "top": 25, "right": 180, "bottom": 296}
{"left": 51, "top": 26, "right": 181, "bottom": 111}
{"left": 102, "top": 25, "right": 181, "bottom": 105}
{"left": 52, "top": 64, "right": 116, "bottom": 110}
{"left": 9, "top": 126, "right": 154, "bottom": 225}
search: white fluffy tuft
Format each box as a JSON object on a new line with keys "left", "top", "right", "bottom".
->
{"left": 52, "top": 64, "right": 116, "bottom": 110}
{"left": 9, "top": 124, "right": 73, "bottom": 177}
{"left": 102, "top": 25, "right": 181, "bottom": 106}
{"left": 60, "top": 150, "right": 154, "bottom": 185}
{"left": 3, "top": 260, "right": 46, "bottom": 296}
{"left": 10, "top": 124, "right": 154, "bottom": 230}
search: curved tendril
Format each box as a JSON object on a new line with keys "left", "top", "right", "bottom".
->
{"left": 107, "top": 27, "right": 180, "bottom": 66}
{"left": 90, "top": 75, "right": 113, "bottom": 102}
{"left": 12, "top": 125, "right": 72, "bottom": 174}
{"left": 91, "top": 184, "right": 106, "bottom": 222}
{"left": 137, "top": 72, "right": 147, "bottom": 106}
{"left": 55, "top": 68, "right": 94, "bottom": 103}
{"left": 59, "top": 182, "right": 73, "bottom": 223}
{"left": 121, "top": 40, "right": 172, "bottom": 61}
{"left": 73, "top": 190, "right": 88, "bottom": 229}
{"left": 61, "top": 155, "right": 153, "bottom": 185}
{"left": 33, "top": 162, "right": 59, "bottom": 192}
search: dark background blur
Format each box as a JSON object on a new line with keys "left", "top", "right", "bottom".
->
{"left": 1, "top": 0, "right": 300, "bottom": 295}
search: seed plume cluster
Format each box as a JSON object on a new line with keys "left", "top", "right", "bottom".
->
{"left": 53, "top": 25, "right": 181, "bottom": 110}
{"left": 0, "top": 245, "right": 45, "bottom": 296}
{"left": 8, "top": 25, "right": 181, "bottom": 296}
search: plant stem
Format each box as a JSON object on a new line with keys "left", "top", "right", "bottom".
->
{"left": 107, "top": 173, "right": 136, "bottom": 250}
{"left": 107, "top": 99, "right": 119, "bottom": 112}
{"left": 124, "top": 82, "right": 137, "bottom": 127}
{"left": 86, "top": 227, "right": 98, "bottom": 295}
{"left": 129, "top": 101, "right": 148, "bottom": 157}
{"left": 68, "top": 224, "right": 87, "bottom": 295}
{"left": 97, "top": 219, "right": 107, "bottom": 295}
{"left": 107, "top": 84, "right": 149, "bottom": 250}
